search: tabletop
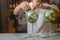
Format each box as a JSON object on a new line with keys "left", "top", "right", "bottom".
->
{"left": 0, "top": 33, "right": 60, "bottom": 40}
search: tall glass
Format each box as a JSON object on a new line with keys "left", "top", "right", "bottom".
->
{"left": 27, "top": 10, "right": 38, "bottom": 33}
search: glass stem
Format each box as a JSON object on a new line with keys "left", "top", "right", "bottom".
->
{"left": 32, "top": 24, "right": 33, "bottom": 33}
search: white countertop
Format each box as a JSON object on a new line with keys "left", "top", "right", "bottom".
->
{"left": 0, "top": 33, "right": 60, "bottom": 40}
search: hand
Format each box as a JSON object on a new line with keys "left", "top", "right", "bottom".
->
{"left": 20, "top": 1, "right": 31, "bottom": 11}
{"left": 31, "top": 3, "right": 40, "bottom": 10}
{"left": 14, "top": 1, "right": 30, "bottom": 15}
{"left": 39, "top": 3, "right": 53, "bottom": 10}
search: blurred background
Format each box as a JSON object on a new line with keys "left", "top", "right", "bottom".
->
{"left": 0, "top": 0, "right": 60, "bottom": 33}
